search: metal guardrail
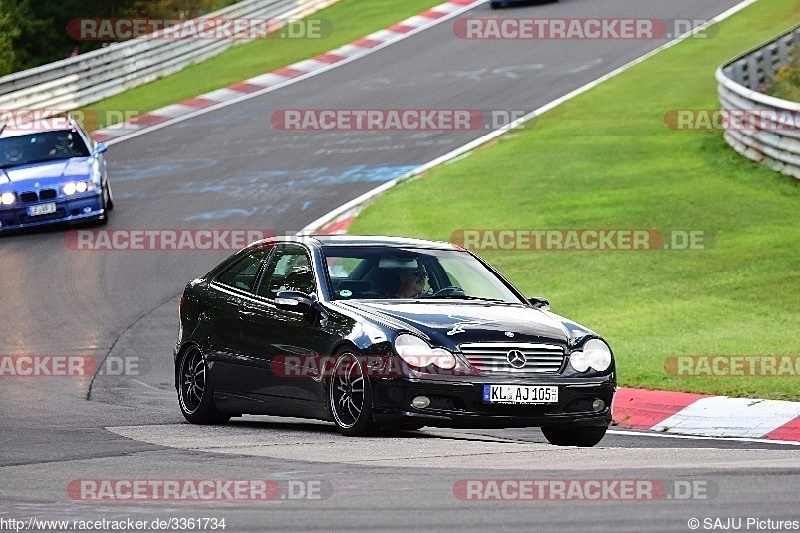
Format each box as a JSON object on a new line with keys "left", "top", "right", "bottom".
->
{"left": 715, "top": 24, "right": 800, "bottom": 180}
{"left": 0, "top": 0, "right": 339, "bottom": 116}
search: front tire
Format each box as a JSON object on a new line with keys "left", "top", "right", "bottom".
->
{"left": 541, "top": 425, "right": 608, "bottom": 447}
{"left": 177, "top": 346, "right": 229, "bottom": 424}
{"left": 328, "top": 350, "right": 376, "bottom": 436}
{"left": 104, "top": 183, "right": 114, "bottom": 211}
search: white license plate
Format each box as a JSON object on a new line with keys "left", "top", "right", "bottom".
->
{"left": 27, "top": 203, "right": 57, "bottom": 216}
{"left": 483, "top": 384, "right": 558, "bottom": 404}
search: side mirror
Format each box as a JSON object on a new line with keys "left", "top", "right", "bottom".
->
{"left": 275, "top": 290, "right": 315, "bottom": 315}
{"left": 95, "top": 143, "right": 108, "bottom": 155}
{"left": 527, "top": 296, "right": 550, "bottom": 311}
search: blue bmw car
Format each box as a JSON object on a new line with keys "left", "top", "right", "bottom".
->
{"left": 0, "top": 117, "right": 113, "bottom": 233}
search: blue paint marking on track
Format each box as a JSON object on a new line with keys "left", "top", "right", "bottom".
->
{"left": 109, "top": 158, "right": 219, "bottom": 182}
{"left": 179, "top": 164, "right": 417, "bottom": 221}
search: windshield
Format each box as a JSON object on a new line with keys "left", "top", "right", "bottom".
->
{"left": 322, "top": 246, "right": 523, "bottom": 303}
{"left": 0, "top": 131, "right": 90, "bottom": 168}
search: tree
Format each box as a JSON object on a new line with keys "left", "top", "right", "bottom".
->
{"left": 0, "top": 1, "right": 20, "bottom": 76}
{"left": 1, "top": 0, "right": 239, "bottom": 75}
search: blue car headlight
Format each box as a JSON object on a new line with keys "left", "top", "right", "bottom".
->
{"left": 62, "top": 180, "right": 97, "bottom": 195}
{"left": 569, "top": 339, "right": 612, "bottom": 372}
{"left": 1, "top": 192, "right": 15, "bottom": 205}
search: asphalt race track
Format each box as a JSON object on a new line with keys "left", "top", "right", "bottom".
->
{"left": 3, "top": 0, "right": 800, "bottom": 531}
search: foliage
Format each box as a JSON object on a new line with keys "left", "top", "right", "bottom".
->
{"left": 0, "top": 0, "right": 238, "bottom": 73}
{"left": 767, "top": 56, "right": 800, "bottom": 102}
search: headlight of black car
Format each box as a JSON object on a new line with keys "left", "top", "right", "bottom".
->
{"left": 568, "top": 338, "right": 612, "bottom": 373}
{"left": 394, "top": 333, "right": 457, "bottom": 370}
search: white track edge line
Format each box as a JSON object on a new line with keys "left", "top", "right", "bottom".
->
{"left": 300, "top": 0, "right": 762, "bottom": 234}
{"left": 608, "top": 429, "right": 800, "bottom": 446}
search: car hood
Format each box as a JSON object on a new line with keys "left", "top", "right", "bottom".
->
{"left": 333, "top": 300, "right": 596, "bottom": 350}
{"left": 1, "top": 158, "right": 91, "bottom": 186}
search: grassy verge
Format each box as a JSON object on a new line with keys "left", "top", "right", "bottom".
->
{"left": 81, "top": 0, "right": 442, "bottom": 129}
{"left": 348, "top": 0, "right": 800, "bottom": 400}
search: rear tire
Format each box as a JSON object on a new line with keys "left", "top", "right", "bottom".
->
{"left": 177, "top": 345, "right": 229, "bottom": 424}
{"left": 328, "top": 349, "right": 376, "bottom": 436}
{"left": 541, "top": 425, "right": 607, "bottom": 447}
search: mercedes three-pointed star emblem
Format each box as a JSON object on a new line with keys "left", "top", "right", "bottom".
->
{"left": 506, "top": 349, "right": 526, "bottom": 369}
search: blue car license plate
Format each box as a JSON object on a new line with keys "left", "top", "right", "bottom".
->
{"left": 27, "top": 203, "right": 56, "bottom": 216}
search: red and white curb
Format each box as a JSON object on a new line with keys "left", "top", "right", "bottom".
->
{"left": 613, "top": 388, "right": 800, "bottom": 442}
{"left": 91, "top": 0, "right": 484, "bottom": 143}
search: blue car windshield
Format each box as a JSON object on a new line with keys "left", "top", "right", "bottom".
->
{"left": 322, "top": 246, "right": 523, "bottom": 303}
{"left": 0, "top": 131, "right": 90, "bottom": 168}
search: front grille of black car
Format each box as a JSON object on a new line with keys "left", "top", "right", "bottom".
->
{"left": 19, "top": 207, "right": 66, "bottom": 224}
{"left": 18, "top": 189, "right": 58, "bottom": 203}
{"left": 459, "top": 343, "right": 565, "bottom": 374}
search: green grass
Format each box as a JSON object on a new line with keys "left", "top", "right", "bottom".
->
{"left": 81, "top": 0, "right": 442, "bottom": 129}
{"left": 348, "top": 0, "right": 800, "bottom": 400}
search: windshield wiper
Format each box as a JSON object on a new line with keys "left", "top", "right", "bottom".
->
{"left": 433, "top": 295, "right": 510, "bottom": 303}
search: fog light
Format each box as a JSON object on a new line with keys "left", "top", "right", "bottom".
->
{"left": 411, "top": 396, "right": 430, "bottom": 409}
{"left": 592, "top": 399, "right": 606, "bottom": 412}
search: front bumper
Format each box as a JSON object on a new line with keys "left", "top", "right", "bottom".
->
{"left": 371, "top": 374, "right": 615, "bottom": 429}
{"left": 0, "top": 192, "right": 105, "bottom": 232}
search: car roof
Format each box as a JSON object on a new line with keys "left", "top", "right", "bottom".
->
{"left": 247, "top": 234, "right": 463, "bottom": 251}
{"left": 0, "top": 117, "right": 82, "bottom": 139}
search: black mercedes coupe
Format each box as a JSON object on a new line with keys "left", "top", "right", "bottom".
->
{"left": 175, "top": 235, "right": 616, "bottom": 446}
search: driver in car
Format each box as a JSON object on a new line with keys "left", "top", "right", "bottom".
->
{"left": 392, "top": 264, "right": 428, "bottom": 298}
{"left": 3, "top": 139, "right": 24, "bottom": 164}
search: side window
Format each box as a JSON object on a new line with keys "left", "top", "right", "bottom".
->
{"left": 257, "top": 245, "right": 315, "bottom": 299}
{"left": 215, "top": 250, "right": 269, "bottom": 292}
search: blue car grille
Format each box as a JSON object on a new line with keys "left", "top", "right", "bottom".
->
{"left": 19, "top": 189, "right": 58, "bottom": 203}
{"left": 459, "top": 343, "right": 565, "bottom": 374}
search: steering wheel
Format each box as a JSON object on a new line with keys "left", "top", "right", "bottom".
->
{"left": 431, "top": 286, "right": 466, "bottom": 297}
